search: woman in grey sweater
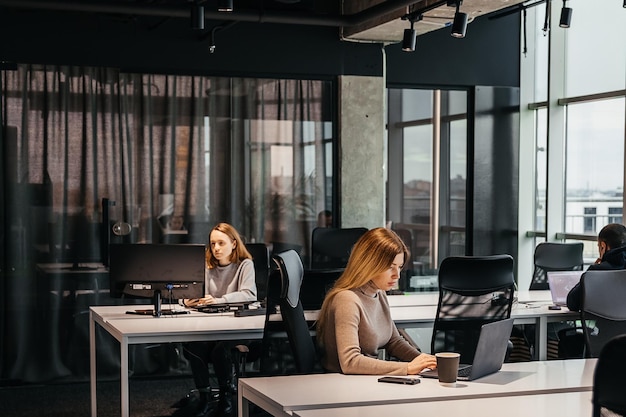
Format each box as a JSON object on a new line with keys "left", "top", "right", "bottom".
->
{"left": 181, "top": 223, "right": 257, "bottom": 417}
{"left": 317, "top": 227, "right": 436, "bottom": 375}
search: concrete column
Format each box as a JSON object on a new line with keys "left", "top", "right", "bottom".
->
{"left": 338, "top": 75, "right": 386, "bottom": 229}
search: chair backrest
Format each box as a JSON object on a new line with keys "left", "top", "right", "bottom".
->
{"left": 310, "top": 227, "right": 367, "bottom": 269}
{"left": 392, "top": 228, "right": 415, "bottom": 290}
{"left": 580, "top": 269, "right": 626, "bottom": 358}
{"left": 530, "top": 242, "right": 584, "bottom": 290}
{"left": 246, "top": 242, "right": 270, "bottom": 303}
{"left": 300, "top": 268, "right": 344, "bottom": 310}
{"left": 593, "top": 334, "right": 626, "bottom": 417}
{"left": 264, "top": 250, "right": 318, "bottom": 374}
{"left": 270, "top": 241, "right": 303, "bottom": 257}
{"left": 431, "top": 254, "right": 516, "bottom": 364}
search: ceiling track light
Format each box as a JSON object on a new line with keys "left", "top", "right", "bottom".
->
{"left": 218, "top": 0, "right": 234, "bottom": 12}
{"left": 401, "top": 13, "right": 421, "bottom": 52}
{"left": 190, "top": 2, "right": 205, "bottom": 30}
{"left": 451, "top": 0, "right": 468, "bottom": 38}
{"left": 559, "top": 0, "right": 572, "bottom": 28}
{"left": 623, "top": 0, "right": 626, "bottom": 8}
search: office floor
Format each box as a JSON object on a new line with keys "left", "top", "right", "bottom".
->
{"left": 0, "top": 376, "right": 197, "bottom": 417}
{"left": 0, "top": 376, "right": 274, "bottom": 417}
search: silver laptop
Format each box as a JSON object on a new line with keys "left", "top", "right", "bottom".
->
{"left": 547, "top": 270, "right": 584, "bottom": 306}
{"left": 420, "top": 318, "right": 514, "bottom": 381}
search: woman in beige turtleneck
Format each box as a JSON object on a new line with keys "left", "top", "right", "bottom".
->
{"left": 316, "top": 227, "right": 437, "bottom": 375}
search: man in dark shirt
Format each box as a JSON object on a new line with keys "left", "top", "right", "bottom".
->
{"left": 566, "top": 223, "right": 626, "bottom": 311}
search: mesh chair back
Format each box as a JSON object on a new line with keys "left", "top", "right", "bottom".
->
{"left": 266, "top": 250, "right": 318, "bottom": 374}
{"left": 310, "top": 227, "right": 367, "bottom": 269}
{"left": 530, "top": 242, "right": 584, "bottom": 290}
{"left": 431, "top": 254, "right": 515, "bottom": 364}
{"left": 593, "top": 334, "right": 626, "bottom": 417}
{"left": 580, "top": 270, "right": 626, "bottom": 358}
{"left": 246, "top": 242, "right": 270, "bottom": 303}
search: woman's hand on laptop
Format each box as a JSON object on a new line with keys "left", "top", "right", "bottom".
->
{"left": 183, "top": 295, "right": 216, "bottom": 307}
{"left": 407, "top": 353, "right": 437, "bottom": 375}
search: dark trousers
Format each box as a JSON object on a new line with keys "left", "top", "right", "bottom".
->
{"left": 183, "top": 341, "right": 235, "bottom": 390}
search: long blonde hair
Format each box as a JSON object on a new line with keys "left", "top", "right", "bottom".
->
{"left": 316, "top": 227, "right": 408, "bottom": 341}
{"left": 205, "top": 222, "right": 252, "bottom": 269}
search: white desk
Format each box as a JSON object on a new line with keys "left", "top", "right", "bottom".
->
{"left": 238, "top": 359, "right": 596, "bottom": 417}
{"left": 387, "top": 292, "right": 439, "bottom": 307}
{"left": 89, "top": 305, "right": 270, "bottom": 417}
{"left": 387, "top": 290, "right": 553, "bottom": 307}
{"left": 291, "top": 391, "right": 593, "bottom": 417}
{"left": 90, "top": 297, "right": 577, "bottom": 417}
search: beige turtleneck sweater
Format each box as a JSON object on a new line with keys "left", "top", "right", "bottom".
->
{"left": 320, "top": 281, "right": 421, "bottom": 375}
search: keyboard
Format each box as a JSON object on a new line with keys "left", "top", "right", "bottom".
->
{"left": 234, "top": 308, "right": 267, "bottom": 317}
{"left": 126, "top": 309, "right": 190, "bottom": 316}
{"left": 196, "top": 304, "right": 239, "bottom": 313}
{"left": 458, "top": 365, "right": 472, "bottom": 378}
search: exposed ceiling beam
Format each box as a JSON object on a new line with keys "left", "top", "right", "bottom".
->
{"left": 0, "top": 0, "right": 434, "bottom": 28}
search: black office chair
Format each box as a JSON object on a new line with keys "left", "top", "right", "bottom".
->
{"left": 260, "top": 250, "right": 319, "bottom": 375}
{"left": 226, "top": 243, "right": 271, "bottom": 380}
{"left": 270, "top": 241, "right": 303, "bottom": 257}
{"left": 593, "top": 334, "right": 626, "bottom": 417}
{"left": 580, "top": 269, "right": 626, "bottom": 358}
{"left": 310, "top": 227, "right": 367, "bottom": 269}
{"left": 300, "top": 268, "right": 343, "bottom": 311}
{"left": 431, "top": 254, "right": 516, "bottom": 364}
{"left": 392, "top": 228, "right": 420, "bottom": 292}
{"left": 520, "top": 242, "right": 585, "bottom": 359}
{"left": 530, "top": 242, "right": 584, "bottom": 290}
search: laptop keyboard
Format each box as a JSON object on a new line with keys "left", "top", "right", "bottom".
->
{"left": 458, "top": 365, "right": 472, "bottom": 378}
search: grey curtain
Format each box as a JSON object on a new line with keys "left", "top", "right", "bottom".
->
{"left": 0, "top": 64, "right": 333, "bottom": 382}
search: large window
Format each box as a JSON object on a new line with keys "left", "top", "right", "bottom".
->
{"left": 387, "top": 88, "right": 468, "bottom": 288}
{"left": 521, "top": 1, "right": 626, "bottom": 276}
{"left": 565, "top": 99, "right": 625, "bottom": 238}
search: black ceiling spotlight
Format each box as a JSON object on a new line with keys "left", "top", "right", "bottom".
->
{"left": 401, "top": 13, "right": 422, "bottom": 52}
{"left": 559, "top": 0, "right": 572, "bottom": 28}
{"left": 190, "top": 2, "right": 205, "bottom": 30}
{"left": 450, "top": 0, "right": 468, "bottom": 38}
{"left": 623, "top": 0, "right": 626, "bottom": 8}
{"left": 218, "top": 0, "right": 234, "bottom": 12}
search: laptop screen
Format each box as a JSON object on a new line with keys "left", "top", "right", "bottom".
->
{"left": 546, "top": 270, "right": 584, "bottom": 306}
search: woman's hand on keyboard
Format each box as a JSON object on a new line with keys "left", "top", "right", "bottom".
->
{"left": 183, "top": 296, "right": 215, "bottom": 307}
{"left": 407, "top": 353, "right": 438, "bottom": 375}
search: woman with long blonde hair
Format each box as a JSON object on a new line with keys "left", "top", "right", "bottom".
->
{"left": 317, "top": 227, "right": 436, "bottom": 375}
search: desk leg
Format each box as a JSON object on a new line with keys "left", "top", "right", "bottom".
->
{"left": 238, "top": 383, "right": 249, "bottom": 417}
{"left": 537, "top": 316, "right": 548, "bottom": 361}
{"left": 121, "top": 337, "right": 129, "bottom": 417}
{"left": 90, "top": 311, "right": 97, "bottom": 417}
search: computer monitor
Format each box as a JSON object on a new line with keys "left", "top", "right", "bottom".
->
{"left": 109, "top": 243, "right": 205, "bottom": 302}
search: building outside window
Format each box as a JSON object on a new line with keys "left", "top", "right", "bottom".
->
{"left": 521, "top": 1, "right": 626, "bottom": 272}
{"left": 386, "top": 88, "right": 467, "bottom": 289}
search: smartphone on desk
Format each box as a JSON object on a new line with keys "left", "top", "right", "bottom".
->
{"left": 378, "top": 376, "right": 420, "bottom": 385}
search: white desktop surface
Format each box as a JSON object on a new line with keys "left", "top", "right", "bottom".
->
{"left": 92, "top": 306, "right": 267, "bottom": 342}
{"left": 238, "top": 359, "right": 596, "bottom": 417}
{"left": 90, "top": 297, "right": 578, "bottom": 417}
{"left": 387, "top": 292, "right": 439, "bottom": 306}
{"left": 291, "top": 391, "right": 593, "bottom": 417}
{"left": 516, "top": 290, "right": 554, "bottom": 304}
{"left": 387, "top": 290, "right": 554, "bottom": 307}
